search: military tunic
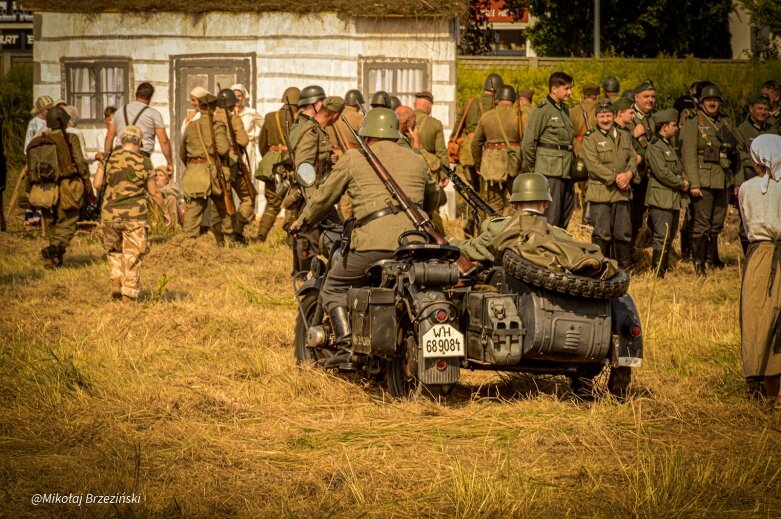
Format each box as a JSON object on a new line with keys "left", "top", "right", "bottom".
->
{"left": 256, "top": 105, "right": 297, "bottom": 239}
{"left": 213, "top": 110, "right": 255, "bottom": 237}
{"left": 471, "top": 104, "right": 522, "bottom": 215}
{"left": 680, "top": 109, "right": 735, "bottom": 254}
{"left": 625, "top": 106, "right": 656, "bottom": 244}
{"left": 570, "top": 98, "right": 597, "bottom": 158}
{"left": 415, "top": 109, "right": 449, "bottom": 182}
{"left": 582, "top": 126, "right": 637, "bottom": 268}
{"left": 451, "top": 93, "right": 495, "bottom": 167}
{"left": 646, "top": 135, "right": 689, "bottom": 263}
{"left": 298, "top": 140, "right": 438, "bottom": 312}
{"left": 179, "top": 110, "right": 231, "bottom": 240}
{"left": 100, "top": 148, "right": 154, "bottom": 298}
{"left": 521, "top": 95, "right": 575, "bottom": 229}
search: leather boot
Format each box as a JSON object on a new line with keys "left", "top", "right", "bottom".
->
{"left": 323, "top": 307, "right": 353, "bottom": 369}
{"left": 680, "top": 227, "right": 691, "bottom": 260}
{"left": 651, "top": 249, "right": 664, "bottom": 278}
{"left": 707, "top": 236, "right": 726, "bottom": 269}
{"left": 41, "top": 245, "right": 56, "bottom": 270}
{"left": 231, "top": 232, "right": 248, "bottom": 246}
{"left": 614, "top": 241, "right": 633, "bottom": 272}
{"left": 692, "top": 237, "right": 707, "bottom": 277}
{"left": 53, "top": 245, "right": 65, "bottom": 267}
{"left": 255, "top": 213, "right": 277, "bottom": 242}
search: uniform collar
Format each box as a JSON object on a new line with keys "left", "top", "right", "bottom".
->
{"left": 298, "top": 113, "right": 316, "bottom": 124}
{"left": 598, "top": 126, "right": 612, "bottom": 137}
{"left": 546, "top": 95, "right": 563, "bottom": 110}
{"left": 699, "top": 109, "right": 721, "bottom": 122}
{"left": 657, "top": 134, "right": 671, "bottom": 145}
{"left": 633, "top": 105, "right": 652, "bottom": 119}
{"left": 748, "top": 116, "right": 766, "bottom": 131}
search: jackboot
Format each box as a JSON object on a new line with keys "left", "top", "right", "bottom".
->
{"left": 707, "top": 236, "right": 726, "bottom": 269}
{"left": 41, "top": 245, "right": 56, "bottom": 270}
{"left": 53, "top": 245, "right": 65, "bottom": 268}
{"left": 692, "top": 237, "right": 707, "bottom": 277}
{"left": 680, "top": 227, "right": 692, "bottom": 260}
{"left": 255, "top": 213, "right": 277, "bottom": 242}
{"left": 231, "top": 232, "right": 248, "bottom": 246}
{"left": 323, "top": 307, "right": 353, "bottom": 369}
{"left": 614, "top": 241, "right": 633, "bottom": 272}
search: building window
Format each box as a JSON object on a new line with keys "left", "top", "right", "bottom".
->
{"left": 64, "top": 61, "right": 129, "bottom": 122}
{"left": 361, "top": 59, "right": 428, "bottom": 107}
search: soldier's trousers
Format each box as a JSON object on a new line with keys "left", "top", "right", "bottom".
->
{"left": 183, "top": 195, "right": 229, "bottom": 241}
{"left": 691, "top": 188, "right": 727, "bottom": 241}
{"left": 100, "top": 221, "right": 148, "bottom": 299}
{"left": 256, "top": 180, "right": 282, "bottom": 240}
{"left": 320, "top": 250, "right": 392, "bottom": 313}
{"left": 545, "top": 177, "right": 575, "bottom": 230}
{"left": 483, "top": 179, "right": 512, "bottom": 216}
{"left": 210, "top": 175, "right": 255, "bottom": 237}
{"left": 41, "top": 204, "right": 79, "bottom": 249}
{"left": 647, "top": 207, "right": 680, "bottom": 255}
{"left": 590, "top": 202, "right": 632, "bottom": 268}
{"left": 630, "top": 178, "right": 649, "bottom": 242}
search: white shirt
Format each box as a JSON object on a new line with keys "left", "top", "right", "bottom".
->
{"left": 739, "top": 175, "right": 781, "bottom": 242}
{"left": 25, "top": 117, "right": 47, "bottom": 153}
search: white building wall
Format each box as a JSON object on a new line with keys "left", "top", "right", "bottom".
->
{"left": 34, "top": 12, "right": 458, "bottom": 168}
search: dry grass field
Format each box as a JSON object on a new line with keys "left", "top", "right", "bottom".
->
{"left": 1, "top": 166, "right": 780, "bottom": 518}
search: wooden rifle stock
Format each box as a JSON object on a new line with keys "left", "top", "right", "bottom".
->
{"left": 339, "top": 114, "right": 475, "bottom": 274}
{"left": 221, "top": 105, "right": 258, "bottom": 199}
{"left": 206, "top": 111, "right": 236, "bottom": 216}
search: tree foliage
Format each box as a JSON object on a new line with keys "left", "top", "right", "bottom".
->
{"left": 458, "top": 0, "right": 496, "bottom": 56}
{"left": 500, "top": 0, "right": 733, "bottom": 58}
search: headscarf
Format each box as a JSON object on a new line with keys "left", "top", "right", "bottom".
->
{"left": 749, "top": 133, "right": 781, "bottom": 194}
{"left": 231, "top": 83, "right": 249, "bottom": 105}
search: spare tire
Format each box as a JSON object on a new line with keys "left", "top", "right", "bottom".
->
{"left": 502, "top": 249, "right": 630, "bottom": 299}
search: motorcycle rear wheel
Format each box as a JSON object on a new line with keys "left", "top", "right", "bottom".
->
{"left": 294, "top": 292, "right": 329, "bottom": 365}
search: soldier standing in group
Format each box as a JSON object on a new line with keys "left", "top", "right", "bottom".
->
{"left": 761, "top": 80, "right": 781, "bottom": 130}
{"left": 646, "top": 109, "right": 690, "bottom": 278}
{"left": 733, "top": 93, "right": 778, "bottom": 255}
{"left": 680, "top": 84, "right": 737, "bottom": 276}
{"left": 625, "top": 80, "right": 657, "bottom": 252}
{"left": 471, "top": 85, "right": 522, "bottom": 215}
{"left": 291, "top": 108, "right": 438, "bottom": 368}
{"left": 571, "top": 83, "right": 600, "bottom": 226}
{"left": 256, "top": 87, "right": 299, "bottom": 242}
{"left": 180, "top": 92, "right": 231, "bottom": 243}
{"left": 25, "top": 106, "right": 90, "bottom": 269}
{"left": 231, "top": 83, "right": 264, "bottom": 233}
{"left": 414, "top": 90, "right": 449, "bottom": 232}
{"left": 613, "top": 97, "right": 637, "bottom": 133}
{"left": 213, "top": 89, "right": 253, "bottom": 244}
{"left": 93, "top": 126, "right": 171, "bottom": 301}
{"left": 522, "top": 71, "right": 575, "bottom": 229}
{"left": 581, "top": 99, "right": 638, "bottom": 271}
{"left": 328, "top": 89, "right": 366, "bottom": 219}
{"left": 602, "top": 77, "right": 621, "bottom": 103}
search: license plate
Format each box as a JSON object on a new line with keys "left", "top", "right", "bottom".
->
{"left": 421, "top": 324, "right": 464, "bottom": 358}
{"left": 619, "top": 357, "right": 642, "bottom": 368}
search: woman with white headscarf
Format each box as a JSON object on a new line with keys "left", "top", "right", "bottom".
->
{"left": 739, "top": 133, "right": 781, "bottom": 405}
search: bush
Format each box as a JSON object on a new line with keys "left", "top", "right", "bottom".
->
{"left": 0, "top": 65, "right": 33, "bottom": 166}
{"left": 457, "top": 57, "right": 781, "bottom": 122}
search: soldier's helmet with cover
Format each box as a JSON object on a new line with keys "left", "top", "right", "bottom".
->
{"left": 358, "top": 108, "right": 401, "bottom": 140}
{"left": 298, "top": 85, "right": 326, "bottom": 107}
{"left": 496, "top": 85, "right": 517, "bottom": 103}
{"left": 700, "top": 84, "right": 723, "bottom": 101}
{"left": 483, "top": 73, "right": 504, "bottom": 92}
{"left": 121, "top": 125, "right": 143, "bottom": 146}
{"left": 45, "top": 106, "right": 70, "bottom": 130}
{"left": 344, "top": 89, "right": 365, "bottom": 107}
{"left": 509, "top": 173, "right": 553, "bottom": 203}
{"left": 602, "top": 77, "right": 620, "bottom": 93}
{"left": 217, "top": 88, "right": 239, "bottom": 109}
{"left": 281, "top": 87, "right": 301, "bottom": 106}
{"left": 370, "top": 91, "right": 391, "bottom": 108}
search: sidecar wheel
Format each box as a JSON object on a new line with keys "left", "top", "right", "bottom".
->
{"left": 386, "top": 333, "right": 454, "bottom": 399}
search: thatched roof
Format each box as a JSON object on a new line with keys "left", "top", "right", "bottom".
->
{"left": 21, "top": 0, "right": 467, "bottom": 18}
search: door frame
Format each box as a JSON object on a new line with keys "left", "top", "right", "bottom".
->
{"left": 169, "top": 53, "right": 256, "bottom": 178}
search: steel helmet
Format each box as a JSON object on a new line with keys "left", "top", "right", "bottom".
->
{"left": 496, "top": 85, "right": 517, "bottom": 103}
{"left": 370, "top": 91, "right": 391, "bottom": 108}
{"left": 509, "top": 173, "right": 552, "bottom": 203}
{"left": 483, "top": 73, "right": 504, "bottom": 92}
{"left": 45, "top": 106, "right": 70, "bottom": 130}
{"left": 298, "top": 85, "right": 326, "bottom": 107}
{"left": 700, "top": 84, "right": 723, "bottom": 101}
{"left": 602, "top": 76, "right": 620, "bottom": 93}
{"left": 281, "top": 87, "right": 301, "bottom": 106}
{"left": 217, "top": 88, "right": 238, "bottom": 108}
{"left": 358, "top": 108, "right": 401, "bottom": 140}
{"left": 344, "top": 89, "right": 365, "bottom": 107}
{"left": 390, "top": 96, "right": 402, "bottom": 110}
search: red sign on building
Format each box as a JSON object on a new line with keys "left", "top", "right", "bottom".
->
{"left": 485, "top": 0, "right": 528, "bottom": 24}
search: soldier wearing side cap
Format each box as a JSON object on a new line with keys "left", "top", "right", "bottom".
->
{"left": 626, "top": 80, "right": 658, "bottom": 253}
{"left": 521, "top": 71, "right": 576, "bottom": 229}
{"left": 256, "top": 86, "right": 300, "bottom": 242}
{"left": 645, "top": 108, "right": 690, "bottom": 278}
{"left": 582, "top": 99, "right": 638, "bottom": 270}
{"left": 471, "top": 85, "right": 522, "bottom": 215}
{"left": 734, "top": 93, "right": 780, "bottom": 254}
{"left": 291, "top": 108, "right": 439, "bottom": 369}
{"left": 414, "top": 90, "right": 450, "bottom": 234}
{"left": 680, "top": 83, "right": 737, "bottom": 276}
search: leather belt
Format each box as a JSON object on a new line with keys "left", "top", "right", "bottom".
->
{"left": 188, "top": 156, "right": 216, "bottom": 164}
{"left": 357, "top": 203, "right": 421, "bottom": 227}
{"left": 697, "top": 150, "right": 729, "bottom": 159}
{"left": 486, "top": 142, "right": 520, "bottom": 150}
{"left": 269, "top": 145, "right": 288, "bottom": 152}
{"left": 537, "top": 142, "right": 573, "bottom": 151}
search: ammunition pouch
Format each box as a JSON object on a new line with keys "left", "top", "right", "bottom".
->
{"left": 702, "top": 146, "right": 721, "bottom": 164}
{"left": 182, "top": 163, "right": 212, "bottom": 199}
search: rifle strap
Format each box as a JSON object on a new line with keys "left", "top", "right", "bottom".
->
{"left": 495, "top": 108, "right": 515, "bottom": 150}
{"left": 579, "top": 102, "right": 592, "bottom": 132}
{"left": 452, "top": 98, "right": 474, "bottom": 141}
{"left": 195, "top": 122, "right": 214, "bottom": 168}
{"left": 275, "top": 111, "right": 288, "bottom": 147}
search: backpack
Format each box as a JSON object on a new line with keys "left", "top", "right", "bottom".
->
{"left": 26, "top": 133, "right": 70, "bottom": 184}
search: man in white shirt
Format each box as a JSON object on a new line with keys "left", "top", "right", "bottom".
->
{"left": 25, "top": 96, "right": 54, "bottom": 152}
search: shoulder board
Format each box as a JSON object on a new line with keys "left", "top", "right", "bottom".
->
{"left": 536, "top": 101, "right": 547, "bottom": 108}
{"left": 489, "top": 216, "right": 509, "bottom": 223}
{"left": 584, "top": 129, "right": 596, "bottom": 137}
{"left": 649, "top": 136, "right": 660, "bottom": 144}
